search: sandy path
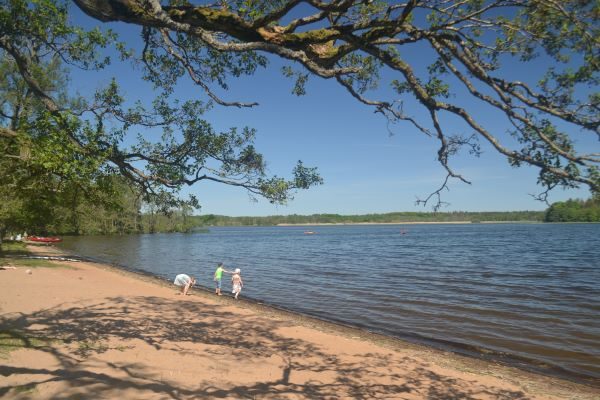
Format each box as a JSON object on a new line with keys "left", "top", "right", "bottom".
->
{"left": 0, "top": 248, "right": 598, "bottom": 399}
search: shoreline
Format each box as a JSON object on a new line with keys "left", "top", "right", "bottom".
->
{"left": 74, "top": 243, "right": 598, "bottom": 388}
{"left": 12, "top": 245, "right": 600, "bottom": 387}
{"left": 1, "top": 246, "right": 598, "bottom": 399}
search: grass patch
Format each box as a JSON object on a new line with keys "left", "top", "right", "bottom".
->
{"left": 114, "top": 344, "right": 134, "bottom": 352}
{"left": 0, "top": 330, "right": 58, "bottom": 359}
{"left": 14, "top": 383, "right": 37, "bottom": 394}
{"left": 0, "top": 241, "right": 29, "bottom": 256}
{"left": 75, "top": 339, "right": 111, "bottom": 358}
{"left": 78, "top": 340, "right": 109, "bottom": 352}
{"left": 0, "top": 257, "right": 64, "bottom": 269}
{"left": 0, "top": 330, "right": 117, "bottom": 360}
{"left": 1, "top": 241, "right": 70, "bottom": 268}
{"left": 74, "top": 339, "right": 134, "bottom": 357}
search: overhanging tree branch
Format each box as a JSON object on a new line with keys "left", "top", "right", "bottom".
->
{"left": 4, "top": 0, "right": 598, "bottom": 207}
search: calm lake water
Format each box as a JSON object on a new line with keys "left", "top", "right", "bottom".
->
{"left": 58, "top": 223, "right": 600, "bottom": 383}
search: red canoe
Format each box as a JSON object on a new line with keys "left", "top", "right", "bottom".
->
{"left": 26, "top": 236, "right": 63, "bottom": 243}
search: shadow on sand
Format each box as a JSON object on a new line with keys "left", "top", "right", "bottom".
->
{"left": 0, "top": 295, "right": 531, "bottom": 399}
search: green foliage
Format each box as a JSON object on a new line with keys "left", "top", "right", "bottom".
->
{"left": 544, "top": 197, "right": 600, "bottom": 222}
{"left": 231, "top": 0, "right": 287, "bottom": 21}
{"left": 281, "top": 66, "right": 309, "bottom": 96}
{"left": 0, "top": 190, "right": 22, "bottom": 246}
{"left": 142, "top": 27, "right": 268, "bottom": 95}
{"left": 0, "top": 8, "right": 131, "bottom": 238}
{"left": 508, "top": 119, "right": 593, "bottom": 193}
{"left": 339, "top": 54, "right": 382, "bottom": 94}
{"left": 1, "top": 0, "right": 322, "bottom": 237}
{"left": 0, "top": 240, "right": 27, "bottom": 256}
{"left": 0, "top": 0, "right": 118, "bottom": 69}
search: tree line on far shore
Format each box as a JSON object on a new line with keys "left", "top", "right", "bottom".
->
{"left": 544, "top": 197, "right": 600, "bottom": 222}
{"left": 2, "top": 174, "right": 599, "bottom": 240}
{"left": 2, "top": 195, "right": 600, "bottom": 241}
{"left": 190, "top": 197, "right": 600, "bottom": 226}
{"left": 193, "top": 211, "right": 547, "bottom": 227}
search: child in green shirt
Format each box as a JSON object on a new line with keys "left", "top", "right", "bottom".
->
{"left": 213, "top": 262, "right": 231, "bottom": 296}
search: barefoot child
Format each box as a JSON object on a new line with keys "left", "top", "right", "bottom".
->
{"left": 213, "top": 263, "right": 232, "bottom": 296}
{"left": 231, "top": 268, "right": 243, "bottom": 300}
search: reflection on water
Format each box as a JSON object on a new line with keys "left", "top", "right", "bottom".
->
{"left": 59, "top": 223, "right": 600, "bottom": 382}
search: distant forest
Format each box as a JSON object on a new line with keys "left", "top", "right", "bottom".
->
{"left": 3, "top": 194, "right": 599, "bottom": 238}
{"left": 191, "top": 196, "right": 600, "bottom": 227}
{"left": 191, "top": 211, "right": 546, "bottom": 227}
{"left": 544, "top": 198, "right": 600, "bottom": 222}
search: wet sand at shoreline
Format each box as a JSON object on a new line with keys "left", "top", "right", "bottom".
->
{"left": 0, "top": 246, "right": 598, "bottom": 399}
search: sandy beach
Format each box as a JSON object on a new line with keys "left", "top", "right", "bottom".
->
{"left": 0, "top": 246, "right": 598, "bottom": 399}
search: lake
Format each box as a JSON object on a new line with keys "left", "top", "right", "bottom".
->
{"left": 58, "top": 223, "right": 600, "bottom": 384}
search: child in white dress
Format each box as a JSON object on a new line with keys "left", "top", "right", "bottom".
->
{"left": 231, "top": 268, "right": 243, "bottom": 300}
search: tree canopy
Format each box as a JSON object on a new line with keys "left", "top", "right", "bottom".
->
{"left": 544, "top": 195, "right": 600, "bottom": 222}
{"left": 0, "top": 0, "right": 323, "bottom": 224}
{"left": 1, "top": 0, "right": 599, "bottom": 216}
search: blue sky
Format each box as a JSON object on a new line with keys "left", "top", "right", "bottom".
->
{"left": 67, "top": 5, "right": 596, "bottom": 217}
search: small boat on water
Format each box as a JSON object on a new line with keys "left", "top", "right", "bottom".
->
{"left": 303, "top": 231, "right": 317, "bottom": 235}
{"left": 25, "top": 236, "right": 63, "bottom": 243}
